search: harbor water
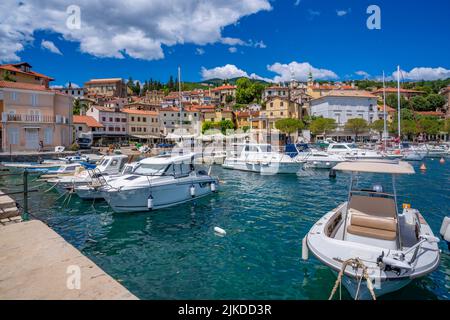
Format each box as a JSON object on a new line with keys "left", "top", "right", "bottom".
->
{"left": 1, "top": 159, "right": 449, "bottom": 300}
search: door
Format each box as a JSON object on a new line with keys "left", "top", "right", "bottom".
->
{"left": 25, "top": 129, "right": 39, "bottom": 150}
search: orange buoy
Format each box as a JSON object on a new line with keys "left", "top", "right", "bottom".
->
{"left": 420, "top": 163, "right": 427, "bottom": 171}
{"left": 440, "top": 157, "right": 445, "bottom": 164}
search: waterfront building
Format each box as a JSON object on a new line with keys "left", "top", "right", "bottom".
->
{"left": 73, "top": 115, "right": 104, "bottom": 138}
{"left": 0, "top": 62, "right": 53, "bottom": 88}
{"left": 0, "top": 81, "right": 73, "bottom": 151}
{"left": 159, "top": 106, "right": 201, "bottom": 136}
{"left": 86, "top": 105, "right": 127, "bottom": 144}
{"left": 122, "top": 108, "right": 160, "bottom": 143}
{"left": 84, "top": 78, "right": 127, "bottom": 98}
{"left": 310, "top": 90, "right": 378, "bottom": 126}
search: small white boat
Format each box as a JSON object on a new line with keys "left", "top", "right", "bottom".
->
{"left": 46, "top": 154, "right": 128, "bottom": 193}
{"left": 100, "top": 153, "right": 218, "bottom": 213}
{"left": 424, "top": 144, "right": 448, "bottom": 157}
{"left": 326, "top": 143, "right": 385, "bottom": 160}
{"left": 222, "top": 143, "right": 304, "bottom": 174}
{"left": 75, "top": 162, "right": 140, "bottom": 200}
{"left": 287, "top": 144, "right": 345, "bottom": 169}
{"left": 303, "top": 160, "right": 440, "bottom": 299}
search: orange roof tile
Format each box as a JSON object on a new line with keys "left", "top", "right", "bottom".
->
{"left": 73, "top": 115, "right": 104, "bottom": 127}
{"left": 0, "top": 80, "right": 52, "bottom": 92}
{"left": 211, "top": 85, "right": 237, "bottom": 92}
{"left": 122, "top": 109, "right": 158, "bottom": 116}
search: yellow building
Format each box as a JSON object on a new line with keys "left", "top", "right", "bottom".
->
{"left": 0, "top": 81, "right": 73, "bottom": 151}
{"left": 235, "top": 111, "right": 260, "bottom": 130}
{"left": 259, "top": 97, "right": 300, "bottom": 129}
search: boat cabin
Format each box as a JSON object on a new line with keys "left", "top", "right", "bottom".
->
{"left": 96, "top": 154, "right": 128, "bottom": 175}
{"left": 133, "top": 153, "right": 197, "bottom": 178}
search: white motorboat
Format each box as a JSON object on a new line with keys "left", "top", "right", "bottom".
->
{"left": 303, "top": 160, "right": 440, "bottom": 299}
{"left": 100, "top": 153, "right": 218, "bottom": 213}
{"left": 287, "top": 144, "right": 345, "bottom": 169}
{"left": 46, "top": 154, "right": 128, "bottom": 193}
{"left": 222, "top": 143, "right": 304, "bottom": 174}
{"left": 326, "top": 143, "right": 385, "bottom": 160}
{"left": 74, "top": 162, "right": 140, "bottom": 200}
{"left": 424, "top": 144, "right": 448, "bottom": 158}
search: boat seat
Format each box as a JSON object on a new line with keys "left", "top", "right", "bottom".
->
{"left": 349, "top": 195, "right": 396, "bottom": 218}
{"left": 347, "top": 225, "right": 396, "bottom": 241}
{"left": 347, "top": 208, "right": 398, "bottom": 241}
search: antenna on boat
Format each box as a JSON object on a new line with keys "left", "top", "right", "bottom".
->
{"left": 382, "top": 71, "right": 387, "bottom": 150}
{"left": 397, "top": 65, "right": 401, "bottom": 146}
{"left": 178, "top": 66, "right": 183, "bottom": 141}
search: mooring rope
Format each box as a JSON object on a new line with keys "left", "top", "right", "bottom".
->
{"left": 329, "top": 258, "right": 376, "bottom": 300}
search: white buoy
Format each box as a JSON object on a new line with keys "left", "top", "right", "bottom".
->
{"left": 147, "top": 195, "right": 153, "bottom": 210}
{"left": 302, "top": 237, "right": 309, "bottom": 260}
{"left": 440, "top": 216, "right": 450, "bottom": 237}
{"left": 214, "top": 226, "right": 226, "bottom": 236}
{"left": 210, "top": 182, "right": 216, "bottom": 192}
{"left": 190, "top": 185, "right": 196, "bottom": 197}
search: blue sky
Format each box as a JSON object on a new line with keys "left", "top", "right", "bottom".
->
{"left": 1, "top": 0, "right": 449, "bottom": 87}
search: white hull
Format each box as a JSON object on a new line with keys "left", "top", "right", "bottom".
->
{"left": 103, "top": 177, "right": 218, "bottom": 213}
{"left": 75, "top": 186, "right": 104, "bottom": 200}
{"left": 403, "top": 152, "right": 426, "bottom": 161}
{"left": 222, "top": 160, "right": 302, "bottom": 174}
{"left": 336, "top": 271, "right": 411, "bottom": 300}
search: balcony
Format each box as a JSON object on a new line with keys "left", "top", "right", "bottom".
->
{"left": 2, "top": 113, "right": 69, "bottom": 124}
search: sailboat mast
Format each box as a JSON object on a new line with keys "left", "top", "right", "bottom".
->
{"left": 178, "top": 66, "right": 182, "bottom": 135}
{"left": 382, "top": 71, "right": 387, "bottom": 149}
{"left": 397, "top": 65, "right": 401, "bottom": 141}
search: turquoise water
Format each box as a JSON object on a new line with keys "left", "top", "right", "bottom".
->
{"left": 2, "top": 159, "right": 449, "bottom": 300}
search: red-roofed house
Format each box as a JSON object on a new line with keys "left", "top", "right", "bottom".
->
{"left": 86, "top": 105, "right": 127, "bottom": 143}
{"left": 211, "top": 84, "right": 237, "bottom": 105}
{"left": 0, "top": 80, "right": 73, "bottom": 151}
{"left": 73, "top": 115, "right": 104, "bottom": 139}
{"left": 0, "top": 62, "right": 54, "bottom": 88}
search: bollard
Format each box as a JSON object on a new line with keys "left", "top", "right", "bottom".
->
{"left": 22, "top": 170, "right": 29, "bottom": 221}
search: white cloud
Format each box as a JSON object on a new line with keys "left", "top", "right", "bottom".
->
{"left": 294, "top": 0, "right": 301, "bottom": 6}
{"left": 228, "top": 47, "right": 237, "bottom": 53}
{"left": 267, "top": 61, "right": 338, "bottom": 82}
{"left": 40, "top": 40, "right": 62, "bottom": 55}
{"left": 196, "top": 48, "right": 205, "bottom": 55}
{"left": 253, "top": 40, "right": 266, "bottom": 48}
{"left": 201, "top": 64, "right": 249, "bottom": 80}
{"left": 307, "top": 9, "right": 321, "bottom": 18}
{"left": 0, "top": 0, "right": 272, "bottom": 63}
{"left": 201, "top": 61, "right": 337, "bottom": 83}
{"left": 392, "top": 67, "right": 450, "bottom": 81}
{"left": 336, "top": 9, "right": 351, "bottom": 16}
{"left": 355, "top": 70, "right": 370, "bottom": 78}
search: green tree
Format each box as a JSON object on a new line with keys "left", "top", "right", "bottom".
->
{"left": 218, "top": 119, "right": 235, "bottom": 134}
{"left": 309, "top": 118, "right": 337, "bottom": 138}
{"left": 418, "top": 117, "right": 442, "bottom": 135}
{"left": 386, "top": 93, "right": 410, "bottom": 110}
{"left": 72, "top": 99, "right": 86, "bottom": 115}
{"left": 275, "top": 118, "right": 305, "bottom": 140}
{"left": 444, "top": 119, "right": 450, "bottom": 135}
{"left": 235, "top": 77, "right": 265, "bottom": 105}
{"left": 426, "top": 94, "right": 446, "bottom": 110}
{"left": 410, "top": 95, "right": 430, "bottom": 111}
{"left": 345, "top": 118, "right": 369, "bottom": 140}
{"left": 225, "top": 95, "right": 234, "bottom": 104}
{"left": 201, "top": 121, "right": 216, "bottom": 134}
{"left": 389, "top": 119, "right": 417, "bottom": 140}
{"left": 370, "top": 119, "right": 385, "bottom": 137}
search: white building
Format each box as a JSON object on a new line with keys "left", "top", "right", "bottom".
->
{"left": 310, "top": 90, "right": 379, "bottom": 125}
{"left": 159, "top": 106, "right": 201, "bottom": 136}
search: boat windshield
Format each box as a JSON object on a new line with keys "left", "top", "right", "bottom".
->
{"left": 134, "top": 163, "right": 168, "bottom": 175}
{"left": 348, "top": 144, "right": 358, "bottom": 149}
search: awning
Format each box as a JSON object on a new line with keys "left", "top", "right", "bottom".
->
{"left": 130, "top": 134, "right": 160, "bottom": 139}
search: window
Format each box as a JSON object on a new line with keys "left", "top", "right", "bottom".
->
{"left": 138, "top": 117, "right": 141, "bottom": 122}
{"left": 131, "top": 127, "right": 136, "bottom": 132}
{"left": 143, "top": 117, "right": 146, "bottom": 122}
{"left": 109, "top": 117, "right": 113, "bottom": 122}
{"left": 78, "top": 126, "right": 83, "bottom": 131}
{"left": 280, "top": 102, "right": 284, "bottom": 106}
{"left": 122, "top": 127, "right": 125, "bottom": 132}
{"left": 8, "top": 128, "right": 19, "bottom": 144}
{"left": 280, "top": 112, "right": 284, "bottom": 116}
{"left": 115, "top": 118, "right": 120, "bottom": 122}
{"left": 115, "top": 127, "right": 120, "bottom": 132}
{"left": 102, "top": 117, "right": 106, "bottom": 122}
{"left": 31, "top": 94, "right": 38, "bottom": 106}
{"left": 108, "top": 127, "right": 114, "bottom": 131}
{"left": 11, "top": 92, "right": 18, "bottom": 101}
{"left": 131, "top": 116, "right": 135, "bottom": 121}
{"left": 143, "top": 128, "right": 147, "bottom": 132}
{"left": 44, "top": 127, "right": 53, "bottom": 145}
{"left": 121, "top": 118, "right": 126, "bottom": 122}
{"left": 270, "top": 102, "right": 273, "bottom": 108}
